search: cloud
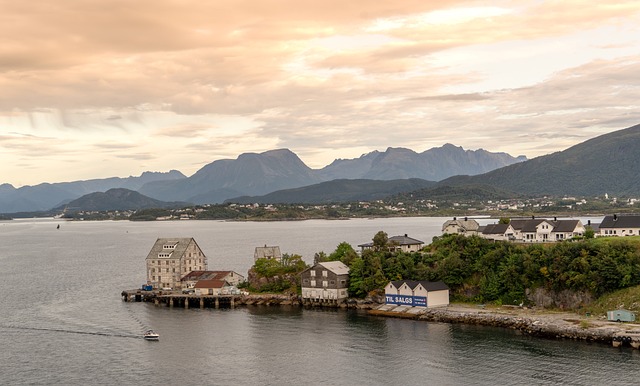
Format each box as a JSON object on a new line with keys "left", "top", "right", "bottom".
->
{"left": 0, "top": 1, "right": 639, "bottom": 185}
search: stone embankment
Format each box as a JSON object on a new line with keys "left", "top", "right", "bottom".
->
{"left": 370, "top": 303, "right": 640, "bottom": 345}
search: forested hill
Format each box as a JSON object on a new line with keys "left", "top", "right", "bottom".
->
{"left": 439, "top": 123, "right": 640, "bottom": 196}
{"left": 226, "top": 178, "right": 437, "bottom": 204}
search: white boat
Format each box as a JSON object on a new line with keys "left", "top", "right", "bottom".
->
{"left": 143, "top": 330, "right": 159, "bottom": 341}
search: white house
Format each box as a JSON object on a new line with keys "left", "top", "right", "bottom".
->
{"left": 550, "top": 219, "right": 585, "bottom": 241}
{"left": 194, "top": 279, "right": 229, "bottom": 295}
{"left": 478, "top": 218, "right": 584, "bottom": 243}
{"left": 358, "top": 234, "right": 424, "bottom": 253}
{"left": 442, "top": 217, "right": 480, "bottom": 236}
{"left": 599, "top": 214, "right": 640, "bottom": 237}
{"left": 384, "top": 280, "right": 449, "bottom": 308}
{"left": 480, "top": 223, "right": 515, "bottom": 241}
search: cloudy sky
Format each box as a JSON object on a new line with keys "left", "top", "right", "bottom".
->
{"left": 2, "top": 1, "right": 640, "bottom": 187}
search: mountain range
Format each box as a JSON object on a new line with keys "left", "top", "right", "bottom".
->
{"left": 4, "top": 123, "right": 639, "bottom": 214}
{"left": 0, "top": 144, "right": 524, "bottom": 213}
{"left": 439, "top": 123, "right": 640, "bottom": 196}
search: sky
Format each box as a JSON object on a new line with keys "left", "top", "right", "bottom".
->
{"left": 1, "top": 1, "right": 640, "bottom": 187}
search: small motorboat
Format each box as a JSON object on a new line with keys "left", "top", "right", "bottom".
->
{"left": 143, "top": 330, "right": 159, "bottom": 341}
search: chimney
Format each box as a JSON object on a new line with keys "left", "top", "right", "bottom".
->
{"left": 404, "top": 234, "right": 408, "bottom": 237}
{"left": 464, "top": 217, "right": 468, "bottom": 221}
{"left": 614, "top": 214, "right": 618, "bottom": 221}
{"left": 588, "top": 220, "right": 591, "bottom": 226}
{"left": 531, "top": 215, "right": 535, "bottom": 219}
{"left": 453, "top": 217, "right": 457, "bottom": 221}
{"left": 554, "top": 216, "right": 557, "bottom": 221}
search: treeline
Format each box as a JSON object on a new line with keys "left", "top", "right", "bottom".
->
{"left": 244, "top": 231, "right": 640, "bottom": 305}
{"left": 322, "top": 232, "right": 640, "bottom": 304}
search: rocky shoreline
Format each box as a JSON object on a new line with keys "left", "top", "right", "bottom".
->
{"left": 369, "top": 303, "right": 640, "bottom": 346}
{"left": 217, "top": 294, "right": 640, "bottom": 347}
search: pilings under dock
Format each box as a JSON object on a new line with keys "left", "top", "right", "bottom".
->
{"left": 121, "top": 289, "right": 239, "bottom": 309}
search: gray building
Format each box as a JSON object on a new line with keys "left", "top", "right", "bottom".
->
{"left": 145, "top": 237, "right": 207, "bottom": 290}
{"left": 301, "top": 261, "right": 350, "bottom": 303}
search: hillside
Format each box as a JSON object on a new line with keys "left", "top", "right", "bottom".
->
{"left": 392, "top": 184, "right": 521, "bottom": 203}
{"left": 225, "top": 178, "right": 437, "bottom": 204}
{"left": 0, "top": 170, "right": 186, "bottom": 213}
{"left": 440, "top": 123, "right": 640, "bottom": 196}
{"left": 56, "top": 188, "right": 190, "bottom": 211}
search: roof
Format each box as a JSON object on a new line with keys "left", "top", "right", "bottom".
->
{"left": 254, "top": 245, "right": 282, "bottom": 259}
{"left": 317, "top": 261, "right": 350, "bottom": 275}
{"left": 181, "top": 270, "right": 240, "bottom": 282}
{"left": 145, "top": 237, "right": 197, "bottom": 260}
{"left": 600, "top": 215, "right": 640, "bottom": 228}
{"left": 358, "top": 234, "right": 424, "bottom": 248}
{"left": 396, "top": 280, "right": 449, "bottom": 291}
{"left": 482, "top": 223, "right": 511, "bottom": 235}
{"left": 551, "top": 219, "right": 581, "bottom": 233}
{"left": 194, "top": 279, "right": 228, "bottom": 289}
{"left": 521, "top": 219, "right": 547, "bottom": 233}
{"left": 389, "top": 234, "right": 424, "bottom": 245}
{"left": 387, "top": 280, "right": 405, "bottom": 289}
{"left": 442, "top": 219, "right": 480, "bottom": 232}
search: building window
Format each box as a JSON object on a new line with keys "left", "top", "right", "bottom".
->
{"left": 330, "top": 280, "right": 335, "bottom": 285}
{"left": 322, "top": 281, "right": 328, "bottom": 287}
{"left": 310, "top": 271, "right": 316, "bottom": 277}
{"left": 303, "top": 279, "right": 309, "bottom": 284}
{"left": 322, "top": 270, "right": 328, "bottom": 277}
{"left": 310, "top": 280, "right": 316, "bottom": 287}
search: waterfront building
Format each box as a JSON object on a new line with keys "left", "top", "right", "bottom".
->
{"left": 384, "top": 280, "right": 449, "bottom": 308}
{"left": 599, "top": 214, "right": 640, "bottom": 237}
{"left": 441, "top": 217, "right": 480, "bottom": 236}
{"left": 254, "top": 245, "right": 282, "bottom": 262}
{"left": 145, "top": 238, "right": 208, "bottom": 290}
{"left": 181, "top": 270, "right": 245, "bottom": 288}
{"left": 358, "top": 234, "right": 424, "bottom": 253}
{"left": 301, "top": 261, "right": 350, "bottom": 302}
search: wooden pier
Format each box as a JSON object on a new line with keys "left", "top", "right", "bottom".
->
{"left": 121, "top": 289, "right": 241, "bottom": 309}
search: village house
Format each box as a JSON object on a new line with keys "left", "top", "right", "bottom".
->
{"left": 181, "top": 270, "right": 245, "bottom": 288}
{"left": 194, "top": 279, "right": 229, "bottom": 296}
{"left": 599, "top": 214, "right": 640, "bottom": 237}
{"left": 384, "top": 280, "right": 449, "bottom": 308}
{"left": 145, "top": 237, "right": 207, "bottom": 290}
{"left": 300, "top": 261, "right": 350, "bottom": 302}
{"left": 479, "top": 223, "right": 515, "bottom": 241}
{"left": 358, "top": 234, "right": 424, "bottom": 253}
{"left": 466, "top": 217, "right": 585, "bottom": 243}
{"left": 441, "top": 217, "right": 480, "bottom": 236}
{"left": 254, "top": 245, "right": 282, "bottom": 262}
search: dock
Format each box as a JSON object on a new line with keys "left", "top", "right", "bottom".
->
{"left": 121, "top": 289, "right": 241, "bottom": 309}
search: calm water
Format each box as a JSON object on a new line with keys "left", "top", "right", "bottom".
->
{"left": 1, "top": 217, "right": 637, "bottom": 385}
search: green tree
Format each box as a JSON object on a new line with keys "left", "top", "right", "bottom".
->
{"left": 372, "top": 231, "right": 388, "bottom": 251}
{"left": 584, "top": 226, "right": 595, "bottom": 239}
{"left": 329, "top": 242, "right": 358, "bottom": 266}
